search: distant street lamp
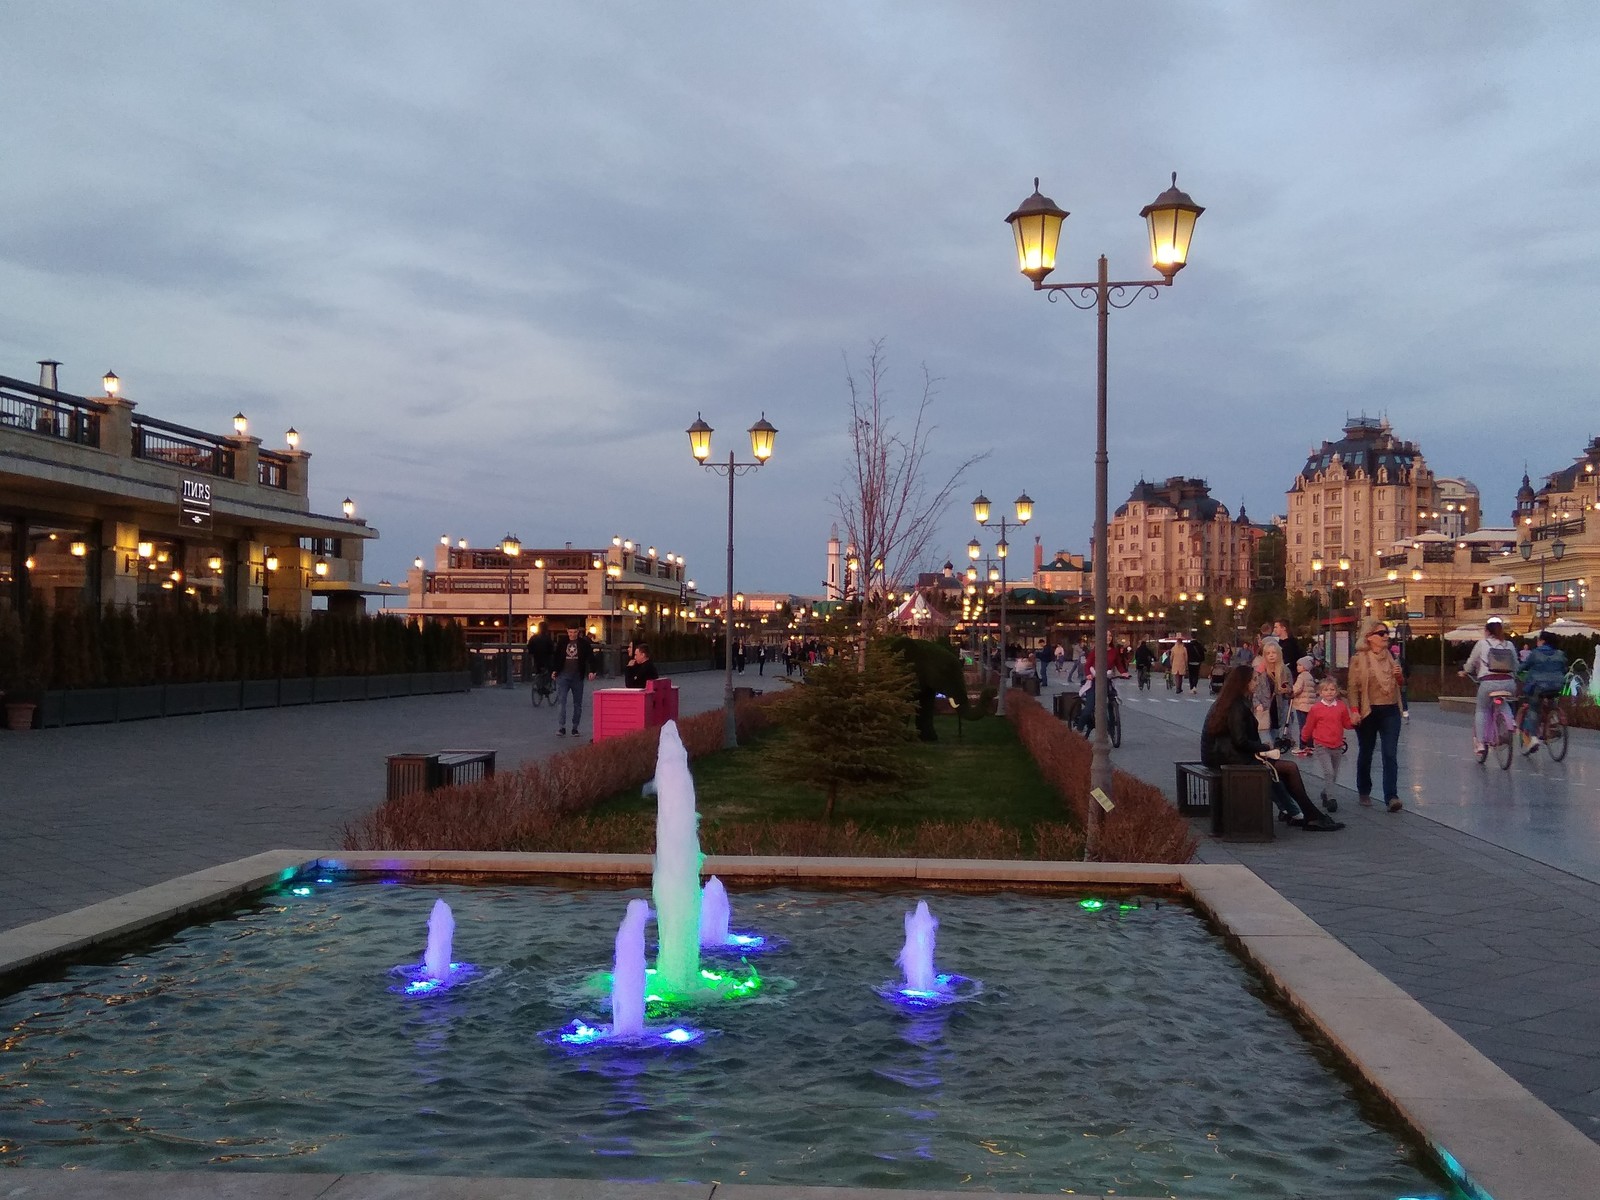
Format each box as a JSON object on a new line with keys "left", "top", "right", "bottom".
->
{"left": 972, "top": 491, "right": 1033, "bottom": 716}
{"left": 1520, "top": 537, "right": 1567, "bottom": 629}
{"left": 1008, "top": 173, "right": 1202, "bottom": 853}
{"left": 688, "top": 412, "right": 777, "bottom": 748}
{"left": 501, "top": 534, "right": 521, "bottom": 684}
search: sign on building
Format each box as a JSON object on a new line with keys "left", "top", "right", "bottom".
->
{"left": 179, "top": 478, "right": 212, "bottom": 531}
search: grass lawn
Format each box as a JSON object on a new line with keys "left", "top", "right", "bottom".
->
{"left": 591, "top": 714, "right": 1064, "bottom": 830}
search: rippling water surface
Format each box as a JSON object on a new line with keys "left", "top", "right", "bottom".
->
{"left": 0, "top": 880, "right": 1461, "bottom": 1197}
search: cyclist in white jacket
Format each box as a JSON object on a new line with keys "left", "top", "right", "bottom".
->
{"left": 1461, "top": 616, "right": 1519, "bottom": 755}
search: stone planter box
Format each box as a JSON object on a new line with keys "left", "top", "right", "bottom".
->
{"left": 241, "top": 680, "right": 279, "bottom": 709}
{"left": 277, "top": 678, "right": 314, "bottom": 707}
{"left": 116, "top": 685, "right": 166, "bottom": 722}
{"left": 163, "top": 682, "right": 210, "bottom": 716}
{"left": 34, "top": 672, "right": 471, "bottom": 727}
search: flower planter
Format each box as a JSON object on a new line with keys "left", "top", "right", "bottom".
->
{"left": 4, "top": 701, "right": 37, "bottom": 730}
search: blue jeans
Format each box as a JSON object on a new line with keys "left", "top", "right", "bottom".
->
{"left": 555, "top": 673, "right": 586, "bottom": 727}
{"left": 1355, "top": 704, "right": 1402, "bottom": 802}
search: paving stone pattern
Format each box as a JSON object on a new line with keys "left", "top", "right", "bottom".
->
{"left": 1115, "top": 692, "right": 1600, "bottom": 1143}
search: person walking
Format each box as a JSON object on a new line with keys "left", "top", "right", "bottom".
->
{"left": 1300, "top": 677, "right": 1357, "bottom": 812}
{"left": 553, "top": 624, "right": 597, "bottom": 737}
{"left": 1347, "top": 617, "right": 1406, "bottom": 811}
{"left": 757, "top": 644, "right": 767, "bottom": 676}
{"left": 1170, "top": 637, "right": 1190, "bottom": 695}
{"left": 1186, "top": 637, "right": 1204, "bottom": 693}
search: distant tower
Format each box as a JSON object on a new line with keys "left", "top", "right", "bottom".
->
{"left": 827, "top": 524, "right": 842, "bottom": 600}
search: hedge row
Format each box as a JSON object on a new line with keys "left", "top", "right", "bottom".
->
{"left": 1005, "top": 691, "right": 1197, "bottom": 864}
{"left": 0, "top": 604, "right": 467, "bottom": 694}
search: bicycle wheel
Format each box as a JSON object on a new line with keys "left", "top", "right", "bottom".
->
{"left": 1547, "top": 708, "right": 1568, "bottom": 762}
{"left": 1495, "top": 707, "right": 1514, "bottom": 770}
{"left": 1109, "top": 700, "right": 1122, "bottom": 748}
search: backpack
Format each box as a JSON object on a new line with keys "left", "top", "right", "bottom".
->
{"left": 1485, "top": 643, "right": 1517, "bottom": 675}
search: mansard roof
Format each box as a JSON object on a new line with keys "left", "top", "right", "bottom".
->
{"left": 1298, "top": 416, "right": 1423, "bottom": 485}
{"left": 1116, "top": 476, "right": 1226, "bottom": 521}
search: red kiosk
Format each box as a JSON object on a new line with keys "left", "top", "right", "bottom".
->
{"left": 591, "top": 678, "right": 681, "bottom": 742}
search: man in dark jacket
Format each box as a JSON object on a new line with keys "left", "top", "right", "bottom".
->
{"left": 554, "top": 625, "right": 597, "bottom": 736}
{"left": 624, "top": 643, "right": 660, "bottom": 689}
{"left": 525, "top": 626, "right": 555, "bottom": 704}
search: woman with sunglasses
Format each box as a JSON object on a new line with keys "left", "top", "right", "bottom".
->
{"left": 1348, "top": 617, "right": 1407, "bottom": 812}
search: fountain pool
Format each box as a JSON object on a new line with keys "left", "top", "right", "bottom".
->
{"left": 0, "top": 876, "right": 1464, "bottom": 1197}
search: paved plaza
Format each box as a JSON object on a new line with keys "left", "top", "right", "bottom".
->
{"left": 3, "top": 667, "right": 1598, "bottom": 1148}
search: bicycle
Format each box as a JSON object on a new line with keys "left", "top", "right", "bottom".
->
{"left": 1474, "top": 686, "right": 1518, "bottom": 770}
{"left": 1108, "top": 692, "right": 1122, "bottom": 748}
{"left": 530, "top": 670, "right": 556, "bottom": 707}
{"left": 1516, "top": 692, "right": 1569, "bottom": 762}
{"left": 1136, "top": 664, "right": 1151, "bottom": 691}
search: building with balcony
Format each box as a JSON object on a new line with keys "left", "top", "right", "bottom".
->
{"left": 1431, "top": 477, "right": 1482, "bottom": 540}
{"left": 1284, "top": 417, "right": 1440, "bottom": 595}
{"left": 1, "top": 363, "right": 376, "bottom": 618}
{"left": 400, "top": 536, "right": 696, "bottom": 649}
{"left": 1359, "top": 529, "right": 1521, "bottom": 637}
{"left": 1106, "top": 476, "right": 1257, "bottom": 612}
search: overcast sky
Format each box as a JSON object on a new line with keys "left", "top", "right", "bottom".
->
{"left": 4, "top": 2, "right": 1596, "bottom": 595}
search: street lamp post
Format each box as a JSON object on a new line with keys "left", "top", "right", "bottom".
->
{"left": 688, "top": 413, "right": 777, "bottom": 749}
{"left": 1310, "top": 556, "right": 1324, "bottom": 644}
{"left": 500, "top": 534, "right": 521, "bottom": 685}
{"left": 971, "top": 491, "right": 1033, "bottom": 716}
{"left": 1008, "top": 174, "right": 1202, "bottom": 855}
{"left": 1519, "top": 537, "right": 1568, "bottom": 630}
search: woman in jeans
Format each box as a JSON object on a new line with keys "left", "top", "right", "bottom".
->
{"left": 1347, "top": 617, "right": 1407, "bottom": 812}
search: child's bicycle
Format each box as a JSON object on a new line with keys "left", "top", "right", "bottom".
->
{"left": 1474, "top": 683, "right": 1518, "bottom": 770}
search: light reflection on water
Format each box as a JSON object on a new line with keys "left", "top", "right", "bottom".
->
{"left": 0, "top": 881, "right": 1464, "bottom": 1196}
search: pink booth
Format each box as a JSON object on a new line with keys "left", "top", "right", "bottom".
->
{"left": 591, "top": 678, "right": 681, "bottom": 743}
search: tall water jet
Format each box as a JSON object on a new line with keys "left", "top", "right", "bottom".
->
{"left": 611, "top": 899, "right": 650, "bottom": 1038}
{"left": 699, "top": 877, "right": 731, "bottom": 948}
{"left": 423, "top": 899, "right": 455, "bottom": 982}
{"left": 898, "top": 900, "right": 938, "bottom": 993}
{"left": 652, "top": 721, "right": 703, "bottom": 993}
{"left": 875, "top": 899, "right": 981, "bottom": 1012}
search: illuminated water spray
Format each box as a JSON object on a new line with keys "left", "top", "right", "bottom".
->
{"left": 874, "top": 899, "right": 981, "bottom": 1012}
{"left": 390, "top": 898, "right": 478, "bottom": 996}
{"left": 610, "top": 899, "right": 650, "bottom": 1038}
{"left": 700, "top": 876, "right": 775, "bottom": 953}
{"left": 652, "top": 721, "right": 703, "bottom": 993}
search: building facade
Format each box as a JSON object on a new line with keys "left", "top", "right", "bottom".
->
{"left": 1284, "top": 417, "right": 1439, "bottom": 595}
{"left": 400, "top": 536, "right": 695, "bottom": 649}
{"left": 1107, "top": 477, "right": 1257, "bottom": 611}
{"left": 1, "top": 364, "right": 376, "bottom": 619}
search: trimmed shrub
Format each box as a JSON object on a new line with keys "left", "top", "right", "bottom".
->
{"left": 1005, "top": 691, "right": 1196, "bottom": 864}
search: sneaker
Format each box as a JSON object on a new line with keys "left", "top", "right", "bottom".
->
{"left": 1386, "top": 798, "right": 1403, "bottom": 813}
{"left": 558, "top": 726, "right": 567, "bottom": 736}
{"left": 1358, "top": 795, "right": 1374, "bottom": 807}
{"left": 1523, "top": 736, "right": 1543, "bottom": 756}
{"left": 1325, "top": 795, "right": 1339, "bottom": 813}
{"left": 1302, "top": 817, "right": 1345, "bottom": 832}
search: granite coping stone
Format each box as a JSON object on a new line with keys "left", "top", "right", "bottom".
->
{"left": 3, "top": 851, "right": 1598, "bottom": 1200}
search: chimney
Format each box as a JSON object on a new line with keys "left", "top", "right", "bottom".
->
{"left": 37, "top": 360, "right": 61, "bottom": 392}
{"left": 1034, "top": 536, "right": 1044, "bottom": 572}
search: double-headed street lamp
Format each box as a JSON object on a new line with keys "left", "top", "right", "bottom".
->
{"left": 688, "top": 412, "right": 778, "bottom": 749}
{"left": 1520, "top": 536, "right": 1567, "bottom": 630}
{"left": 1008, "top": 174, "right": 1202, "bottom": 854}
{"left": 970, "top": 490, "right": 1033, "bottom": 715}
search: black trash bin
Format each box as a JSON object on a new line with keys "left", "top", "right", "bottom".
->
{"left": 1052, "top": 692, "right": 1072, "bottom": 720}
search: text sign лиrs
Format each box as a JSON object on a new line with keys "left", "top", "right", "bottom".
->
{"left": 1091, "top": 787, "right": 1114, "bottom": 813}
{"left": 179, "top": 478, "right": 213, "bottom": 530}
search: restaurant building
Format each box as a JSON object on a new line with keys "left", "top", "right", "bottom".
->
{"left": 1, "top": 363, "right": 379, "bottom": 618}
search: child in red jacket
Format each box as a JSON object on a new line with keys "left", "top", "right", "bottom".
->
{"left": 1300, "top": 677, "right": 1357, "bottom": 812}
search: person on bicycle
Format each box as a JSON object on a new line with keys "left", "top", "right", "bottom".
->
{"left": 1516, "top": 630, "right": 1568, "bottom": 755}
{"left": 1134, "top": 641, "right": 1154, "bottom": 690}
{"left": 525, "top": 624, "right": 555, "bottom": 703}
{"left": 1461, "top": 616, "right": 1519, "bottom": 757}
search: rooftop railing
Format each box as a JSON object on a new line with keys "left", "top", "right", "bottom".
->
{"left": 132, "top": 414, "right": 236, "bottom": 477}
{"left": 0, "top": 376, "right": 104, "bottom": 447}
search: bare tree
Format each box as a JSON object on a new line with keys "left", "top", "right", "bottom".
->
{"left": 834, "top": 339, "right": 985, "bottom": 664}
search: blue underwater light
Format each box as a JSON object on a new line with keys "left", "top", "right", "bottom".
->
{"left": 388, "top": 961, "right": 479, "bottom": 996}
{"left": 873, "top": 973, "right": 983, "bottom": 1013}
{"left": 546, "top": 1019, "right": 709, "bottom": 1051}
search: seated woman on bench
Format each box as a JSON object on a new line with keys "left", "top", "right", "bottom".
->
{"left": 1202, "top": 664, "right": 1344, "bottom": 832}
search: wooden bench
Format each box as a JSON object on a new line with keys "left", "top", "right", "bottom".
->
{"left": 1174, "top": 761, "right": 1275, "bottom": 842}
{"left": 385, "top": 750, "right": 496, "bottom": 801}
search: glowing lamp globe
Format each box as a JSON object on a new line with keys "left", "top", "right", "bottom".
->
{"left": 748, "top": 415, "right": 777, "bottom": 463}
{"left": 972, "top": 494, "right": 991, "bottom": 524}
{"left": 1005, "top": 179, "right": 1068, "bottom": 285}
{"left": 1140, "top": 173, "right": 1204, "bottom": 279}
{"left": 687, "top": 415, "right": 714, "bottom": 462}
{"left": 1014, "top": 492, "right": 1034, "bottom": 524}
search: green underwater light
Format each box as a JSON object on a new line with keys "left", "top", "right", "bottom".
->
{"left": 1078, "top": 898, "right": 1106, "bottom": 911}
{"left": 633, "top": 963, "right": 763, "bottom": 1014}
